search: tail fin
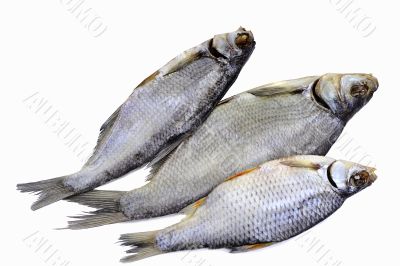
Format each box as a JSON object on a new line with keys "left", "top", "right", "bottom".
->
{"left": 66, "top": 211, "right": 129, "bottom": 230}
{"left": 119, "top": 230, "right": 163, "bottom": 263}
{"left": 17, "top": 176, "right": 75, "bottom": 210}
{"left": 65, "top": 190, "right": 128, "bottom": 230}
{"left": 67, "top": 190, "right": 124, "bottom": 209}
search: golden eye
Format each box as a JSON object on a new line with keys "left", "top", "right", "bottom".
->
{"left": 235, "top": 33, "right": 250, "bottom": 47}
{"left": 350, "top": 84, "right": 369, "bottom": 97}
{"left": 359, "top": 170, "right": 370, "bottom": 180}
{"left": 350, "top": 170, "right": 370, "bottom": 186}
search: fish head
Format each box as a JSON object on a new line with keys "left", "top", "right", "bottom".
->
{"left": 325, "top": 160, "right": 377, "bottom": 197}
{"left": 209, "top": 27, "right": 255, "bottom": 64}
{"left": 313, "top": 73, "right": 378, "bottom": 121}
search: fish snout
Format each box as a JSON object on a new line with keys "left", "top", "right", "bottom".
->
{"left": 370, "top": 75, "right": 379, "bottom": 92}
{"left": 363, "top": 74, "right": 379, "bottom": 94}
{"left": 368, "top": 167, "right": 378, "bottom": 183}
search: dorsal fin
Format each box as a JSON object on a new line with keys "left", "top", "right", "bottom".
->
{"left": 280, "top": 159, "right": 321, "bottom": 170}
{"left": 225, "top": 167, "right": 260, "bottom": 182}
{"left": 247, "top": 76, "right": 319, "bottom": 97}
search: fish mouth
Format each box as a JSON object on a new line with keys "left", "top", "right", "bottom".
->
{"left": 368, "top": 167, "right": 378, "bottom": 183}
{"left": 371, "top": 76, "right": 379, "bottom": 92}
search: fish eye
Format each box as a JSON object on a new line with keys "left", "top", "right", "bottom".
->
{"left": 235, "top": 33, "right": 251, "bottom": 47}
{"left": 350, "top": 84, "right": 369, "bottom": 97}
{"left": 349, "top": 170, "right": 370, "bottom": 187}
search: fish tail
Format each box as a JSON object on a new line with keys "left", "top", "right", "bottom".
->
{"left": 17, "top": 176, "right": 74, "bottom": 210}
{"left": 119, "top": 230, "right": 163, "bottom": 263}
{"left": 67, "top": 190, "right": 125, "bottom": 209}
{"left": 65, "top": 190, "right": 127, "bottom": 229}
{"left": 66, "top": 210, "right": 129, "bottom": 230}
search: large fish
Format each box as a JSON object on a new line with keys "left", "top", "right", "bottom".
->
{"left": 67, "top": 73, "right": 378, "bottom": 229}
{"left": 118, "top": 155, "right": 377, "bottom": 262}
{"left": 17, "top": 27, "right": 256, "bottom": 210}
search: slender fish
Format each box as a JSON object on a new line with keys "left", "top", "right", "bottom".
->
{"left": 68, "top": 73, "right": 378, "bottom": 229}
{"left": 17, "top": 28, "right": 256, "bottom": 210}
{"left": 119, "top": 155, "right": 377, "bottom": 262}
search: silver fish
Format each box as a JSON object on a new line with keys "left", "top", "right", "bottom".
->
{"left": 17, "top": 27, "right": 256, "bottom": 210}
{"left": 67, "top": 73, "right": 378, "bottom": 229}
{"left": 118, "top": 155, "right": 377, "bottom": 262}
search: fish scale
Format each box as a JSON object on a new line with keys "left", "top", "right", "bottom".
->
{"left": 119, "top": 93, "right": 342, "bottom": 218}
{"left": 18, "top": 28, "right": 256, "bottom": 210}
{"left": 96, "top": 57, "right": 220, "bottom": 167}
{"left": 68, "top": 73, "right": 378, "bottom": 230}
{"left": 153, "top": 164, "right": 343, "bottom": 250}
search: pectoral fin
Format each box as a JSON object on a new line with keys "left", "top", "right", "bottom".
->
{"left": 146, "top": 136, "right": 185, "bottom": 180}
{"left": 280, "top": 159, "right": 321, "bottom": 170}
{"left": 161, "top": 50, "right": 202, "bottom": 77}
{"left": 136, "top": 70, "right": 161, "bottom": 88}
{"left": 179, "top": 197, "right": 207, "bottom": 219}
{"left": 84, "top": 105, "right": 122, "bottom": 166}
{"left": 136, "top": 47, "right": 204, "bottom": 88}
{"left": 225, "top": 167, "right": 260, "bottom": 182}
{"left": 247, "top": 76, "right": 319, "bottom": 97}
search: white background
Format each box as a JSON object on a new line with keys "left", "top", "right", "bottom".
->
{"left": 1, "top": 1, "right": 399, "bottom": 265}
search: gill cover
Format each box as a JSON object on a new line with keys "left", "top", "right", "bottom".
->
{"left": 313, "top": 73, "right": 378, "bottom": 121}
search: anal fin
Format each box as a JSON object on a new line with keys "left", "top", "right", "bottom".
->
{"left": 229, "top": 242, "right": 274, "bottom": 253}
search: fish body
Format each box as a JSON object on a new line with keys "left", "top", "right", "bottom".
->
{"left": 122, "top": 89, "right": 343, "bottom": 216}
{"left": 119, "top": 155, "right": 377, "bottom": 262}
{"left": 17, "top": 28, "right": 256, "bottom": 210}
{"left": 67, "top": 73, "right": 378, "bottom": 229}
